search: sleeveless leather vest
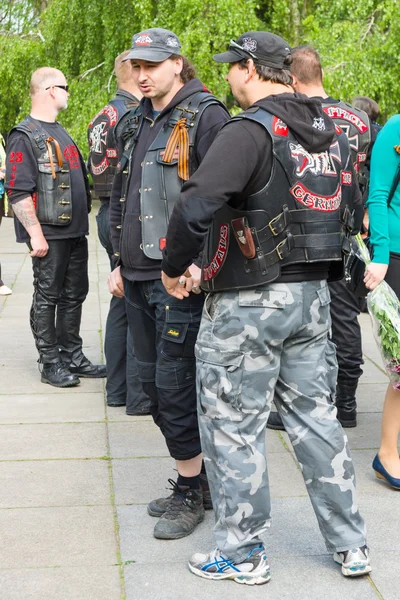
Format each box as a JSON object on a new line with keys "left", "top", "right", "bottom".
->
{"left": 119, "top": 91, "right": 229, "bottom": 261}
{"left": 88, "top": 92, "right": 139, "bottom": 198}
{"left": 320, "top": 100, "right": 371, "bottom": 188}
{"left": 12, "top": 117, "right": 90, "bottom": 226}
{"left": 201, "top": 107, "right": 355, "bottom": 292}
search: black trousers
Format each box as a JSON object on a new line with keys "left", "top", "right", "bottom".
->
{"left": 329, "top": 277, "right": 364, "bottom": 383}
{"left": 30, "top": 237, "right": 89, "bottom": 364}
{"left": 123, "top": 278, "right": 203, "bottom": 460}
{"left": 96, "top": 200, "right": 149, "bottom": 410}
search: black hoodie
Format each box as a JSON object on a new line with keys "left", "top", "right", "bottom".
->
{"left": 162, "top": 92, "right": 362, "bottom": 279}
{"left": 109, "top": 78, "right": 229, "bottom": 281}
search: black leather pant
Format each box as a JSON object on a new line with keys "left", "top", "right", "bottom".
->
{"left": 30, "top": 237, "right": 89, "bottom": 364}
{"left": 329, "top": 277, "right": 364, "bottom": 384}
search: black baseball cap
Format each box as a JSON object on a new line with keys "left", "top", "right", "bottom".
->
{"left": 213, "top": 31, "right": 291, "bottom": 69}
{"left": 123, "top": 28, "right": 182, "bottom": 63}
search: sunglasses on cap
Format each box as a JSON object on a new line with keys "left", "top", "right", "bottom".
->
{"left": 229, "top": 39, "right": 257, "bottom": 59}
{"left": 45, "top": 84, "right": 69, "bottom": 92}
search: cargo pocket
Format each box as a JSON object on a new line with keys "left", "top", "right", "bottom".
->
{"left": 161, "top": 303, "right": 203, "bottom": 360}
{"left": 195, "top": 345, "right": 244, "bottom": 422}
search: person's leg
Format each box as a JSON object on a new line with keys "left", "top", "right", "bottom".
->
{"left": 57, "top": 236, "right": 105, "bottom": 376}
{"left": 275, "top": 281, "right": 367, "bottom": 557}
{"left": 376, "top": 384, "right": 400, "bottom": 478}
{"left": 30, "top": 239, "right": 79, "bottom": 386}
{"left": 125, "top": 327, "right": 151, "bottom": 414}
{"left": 104, "top": 295, "right": 128, "bottom": 405}
{"left": 329, "top": 278, "right": 363, "bottom": 427}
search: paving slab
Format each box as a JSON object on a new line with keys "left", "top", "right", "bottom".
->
{"left": 0, "top": 459, "right": 111, "bottom": 508}
{"left": 0, "top": 506, "right": 117, "bottom": 569}
{"left": 356, "top": 382, "right": 388, "bottom": 413}
{"left": 0, "top": 567, "right": 121, "bottom": 600}
{"left": 360, "top": 357, "right": 389, "bottom": 384}
{"left": 108, "top": 421, "right": 170, "bottom": 458}
{"left": 0, "top": 423, "right": 108, "bottom": 460}
{"left": 0, "top": 393, "right": 105, "bottom": 424}
{"left": 124, "top": 555, "right": 378, "bottom": 600}
{"left": 0, "top": 372, "right": 104, "bottom": 394}
{"left": 345, "top": 413, "right": 391, "bottom": 450}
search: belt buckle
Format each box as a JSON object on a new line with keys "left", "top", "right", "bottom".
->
{"left": 268, "top": 214, "right": 281, "bottom": 236}
{"left": 275, "top": 239, "right": 286, "bottom": 260}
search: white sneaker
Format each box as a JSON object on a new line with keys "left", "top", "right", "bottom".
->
{"left": 333, "top": 545, "right": 372, "bottom": 576}
{"left": 188, "top": 545, "right": 271, "bottom": 585}
{"left": 0, "top": 285, "right": 12, "bottom": 296}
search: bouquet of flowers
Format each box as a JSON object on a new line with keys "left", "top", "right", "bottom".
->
{"left": 355, "top": 234, "right": 400, "bottom": 390}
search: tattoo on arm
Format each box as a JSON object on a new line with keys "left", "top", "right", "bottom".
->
{"left": 12, "top": 197, "right": 40, "bottom": 229}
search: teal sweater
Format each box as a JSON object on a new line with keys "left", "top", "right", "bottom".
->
{"left": 367, "top": 114, "right": 400, "bottom": 264}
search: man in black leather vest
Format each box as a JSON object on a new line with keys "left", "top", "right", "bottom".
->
{"left": 108, "top": 28, "right": 229, "bottom": 540}
{"left": 5, "top": 67, "right": 106, "bottom": 387}
{"left": 88, "top": 52, "right": 150, "bottom": 414}
{"left": 161, "top": 31, "right": 370, "bottom": 584}
{"left": 267, "top": 46, "right": 371, "bottom": 430}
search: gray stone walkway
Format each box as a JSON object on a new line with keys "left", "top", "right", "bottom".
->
{"left": 0, "top": 204, "right": 398, "bottom": 600}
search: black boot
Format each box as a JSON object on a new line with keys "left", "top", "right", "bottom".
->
{"left": 41, "top": 362, "right": 80, "bottom": 388}
{"left": 335, "top": 379, "right": 358, "bottom": 428}
{"left": 66, "top": 353, "right": 107, "bottom": 378}
{"left": 266, "top": 411, "right": 285, "bottom": 431}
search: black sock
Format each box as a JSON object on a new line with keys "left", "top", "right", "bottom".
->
{"left": 177, "top": 473, "right": 201, "bottom": 489}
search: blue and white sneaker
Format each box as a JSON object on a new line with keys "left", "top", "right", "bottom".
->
{"left": 188, "top": 545, "right": 271, "bottom": 585}
{"left": 333, "top": 545, "right": 372, "bottom": 577}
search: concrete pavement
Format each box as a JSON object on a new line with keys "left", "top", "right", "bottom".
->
{"left": 0, "top": 204, "right": 398, "bottom": 600}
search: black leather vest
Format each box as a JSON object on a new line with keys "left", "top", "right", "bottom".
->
{"left": 119, "top": 91, "right": 229, "bottom": 261}
{"left": 320, "top": 100, "right": 371, "bottom": 187}
{"left": 201, "top": 107, "right": 355, "bottom": 292}
{"left": 88, "top": 92, "right": 139, "bottom": 198}
{"left": 12, "top": 117, "right": 90, "bottom": 226}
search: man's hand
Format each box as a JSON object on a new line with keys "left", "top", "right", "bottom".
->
{"left": 108, "top": 266, "right": 124, "bottom": 297}
{"left": 162, "top": 264, "right": 203, "bottom": 299}
{"left": 29, "top": 234, "right": 49, "bottom": 257}
{"left": 364, "top": 262, "right": 388, "bottom": 290}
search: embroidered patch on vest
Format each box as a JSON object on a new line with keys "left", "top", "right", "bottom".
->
{"left": 272, "top": 116, "right": 289, "bottom": 137}
{"left": 289, "top": 140, "right": 341, "bottom": 178}
{"left": 203, "top": 224, "right": 229, "bottom": 281}
{"left": 341, "top": 171, "right": 352, "bottom": 185}
{"left": 290, "top": 182, "right": 342, "bottom": 212}
{"left": 322, "top": 106, "right": 369, "bottom": 133}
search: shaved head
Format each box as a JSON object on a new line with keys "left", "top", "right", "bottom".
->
{"left": 115, "top": 51, "right": 134, "bottom": 87}
{"left": 30, "top": 67, "right": 66, "bottom": 96}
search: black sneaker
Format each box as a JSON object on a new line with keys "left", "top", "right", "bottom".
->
{"left": 153, "top": 479, "right": 205, "bottom": 540}
{"left": 41, "top": 362, "right": 80, "bottom": 388}
{"left": 147, "top": 474, "right": 212, "bottom": 517}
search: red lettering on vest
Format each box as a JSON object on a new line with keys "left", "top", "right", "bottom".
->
{"left": 63, "top": 145, "right": 80, "bottom": 170}
{"left": 357, "top": 152, "right": 367, "bottom": 163}
{"left": 322, "top": 106, "right": 368, "bottom": 133}
{"left": 290, "top": 182, "right": 342, "bottom": 212}
{"left": 203, "top": 224, "right": 229, "bottom": 281}
{"left": 159, "top": 238, "right": 166, "bottom": 251}
{"left": 89, "top": 104, "right": 118, "bottom": 128}
{"left": 91, "top": 156, "right": 108, "bottom": 175}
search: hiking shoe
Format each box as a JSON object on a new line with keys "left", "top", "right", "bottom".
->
{"left": 147, "top": 473, "right": 212, "bottom": 517}
{"left": 41, "top": 362, "right": 80, "bottom": 388}
{"left": 333, "top": 545, "right": 372, "bottom": 577}
{"left": 188, "top": 545, "right": 271, "bottom": 585}
{"left": 153, "top": 479, "right": 204, "bottom": 540}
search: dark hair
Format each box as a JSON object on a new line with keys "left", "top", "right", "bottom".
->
{"left": 170, "top": 55, "right": 196, "bottom": 83}
{"left": 352, "top": 96, "right": 380, "bottom": 122}
{"left": 237, "top": 56, "right": 293, "bottom": 86}
{"left": 291, "top": 45, "right": 323, "bottom": 85}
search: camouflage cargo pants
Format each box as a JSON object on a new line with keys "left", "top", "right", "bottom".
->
{"left": 195, "top": 280, "right": 367, "bottom": 563}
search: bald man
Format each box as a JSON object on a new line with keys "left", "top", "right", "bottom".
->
{"left": 88, "top": 53, "right": 148, "bottom": 413}
{"left": 5, "top": 67, "right": 106, "bottom": 387}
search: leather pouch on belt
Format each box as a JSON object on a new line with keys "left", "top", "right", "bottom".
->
{"left": 231, "top": 217, "right": 256, "bottom": 259}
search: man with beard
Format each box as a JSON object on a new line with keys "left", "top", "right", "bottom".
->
{"left": 161, "top": 31, "right": 370, "bottom": 584}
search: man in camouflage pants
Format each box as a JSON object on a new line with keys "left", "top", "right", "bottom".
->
{"left": 161, "top": 30, "right": 371, "bottom": 585}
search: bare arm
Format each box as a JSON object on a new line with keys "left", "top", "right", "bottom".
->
{"left": 12, "top": 196, "right": 49, "bottom": 257}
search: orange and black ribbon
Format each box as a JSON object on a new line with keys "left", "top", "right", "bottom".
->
{"left": 163, "top": 118, "right": 190, "bottom": 181}
{"left": 45, "top": 137, "right": 63, "bottom": 179}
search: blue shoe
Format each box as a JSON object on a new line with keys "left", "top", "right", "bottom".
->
{"left": 373, "top": 454, "right": 400, "bottom": 490}
{"left": 188, "top": 545, "right": 271, "bottom": 585}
